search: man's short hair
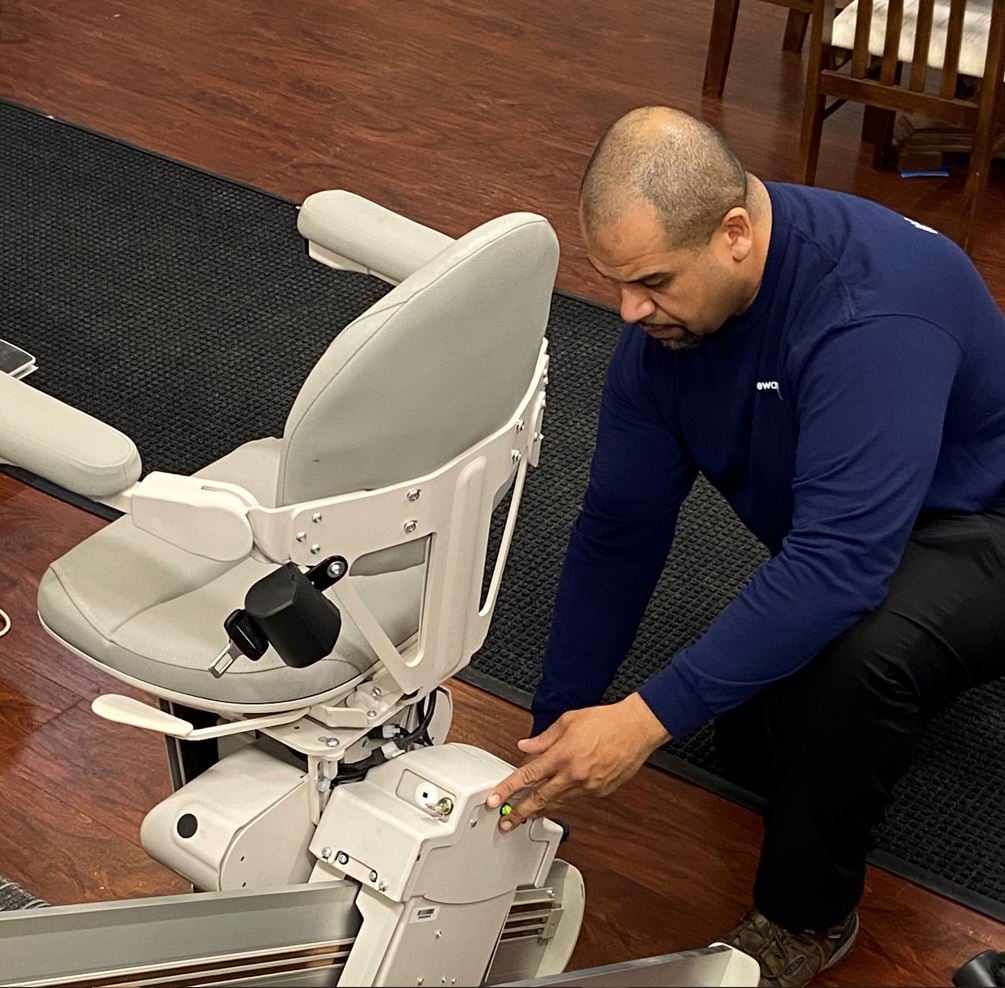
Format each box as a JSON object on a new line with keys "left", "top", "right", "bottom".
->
{"left": 580, "top": 107, "right": 749, "bottom": 249}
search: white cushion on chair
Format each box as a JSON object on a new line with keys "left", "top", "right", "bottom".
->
{"left": 832, "top": 0, "right": 996, "bottom": 79}
{"left": 38, "top": 437, "right": 423, "bottom": 710}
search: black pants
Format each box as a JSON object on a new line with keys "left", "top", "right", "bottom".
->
{"left": 714, "top": 507, "right": 1005, "bottom": 932}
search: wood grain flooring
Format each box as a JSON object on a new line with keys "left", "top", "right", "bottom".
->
{"left": 1, "top": 1, "right": 1004, "bottom": 984}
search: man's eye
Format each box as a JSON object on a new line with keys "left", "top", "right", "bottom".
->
{"left": 643, "top": 278, "right": 669, "bottom": 289}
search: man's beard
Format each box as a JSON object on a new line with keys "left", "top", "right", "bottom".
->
{"left": 659, "top": 331, "right": 702, "bottom": 350}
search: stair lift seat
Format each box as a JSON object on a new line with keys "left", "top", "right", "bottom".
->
{"left": 29, "top": 194, "right": 560, "bottom": 711}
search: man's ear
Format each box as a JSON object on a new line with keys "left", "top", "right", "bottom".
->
{"left": 720, "top": 207, "right": 754, "bottom": 262}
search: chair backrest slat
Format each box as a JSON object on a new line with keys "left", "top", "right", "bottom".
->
{"left": 851, "top": 0, "right": 875, "bottom": 77}
{"left": 938, "top": 0, "right": 968, "bottom": 98}
{"left": 880, "top": 0, "right": 905, "bottom": 84}
{"left": 909, "top": 0, "right": 937, "bottom": 91}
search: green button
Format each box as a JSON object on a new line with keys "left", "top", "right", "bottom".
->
{"left": 500, "top": 803, "right": 513, "bottom": 816}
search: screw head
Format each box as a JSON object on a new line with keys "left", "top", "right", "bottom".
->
{"left": 320, "top": 736, "right": 340, "bottom": 748}
{"left": 407, "top": 488, "right": 421, "bottom": 502}
{"left": 295, "top": 532, "right": 307, "bottom": 542}
{"left": 378, "top": 881, "right": 388, "bottom": 892}
{"left": 366, "top": 710, "right": 377, "bottom": 719}
{"left": 369, "top": 870, "right": 378, "bottom": 882}
{"left": 312, "top": 512, "right": 323, "bottom": 523}
{"left": 516, "top": 419, "right": 525, "bottom": 432}
{"left": 403, "top": 519, "right": 418, "bottom": 534}
{"left": 321, "top": 846, "right": 332, "bottom": 860}
{"left": 336, "top": 851, "right": 349, "bottom": 866}
{"left": 435, "top": 930, "right": 442, "bottom": 940}
{"left": 327, "top": 559, "right": 346, "bottom": 579}
{"left": 371, "top": 686, "right": 382, "bottom": 699}
{"left": 310, "top": 544, "right": 321, "bottom": 554}
{"left": 511, "top": 450, "right": 522, "bottom": 464}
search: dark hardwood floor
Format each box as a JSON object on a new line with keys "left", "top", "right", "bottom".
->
{"left": 1, "top": 1, "right": 1004, "bottom": 984}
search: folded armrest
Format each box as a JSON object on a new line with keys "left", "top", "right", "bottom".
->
{"left": 0, "top": 373, "right": 141, "bottom": 498}
{"left": 298, "top": 190, "right": 454, "bottom": 285}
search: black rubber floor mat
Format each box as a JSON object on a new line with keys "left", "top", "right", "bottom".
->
{"left": 4, "top": 99, "right": 1004, "bottom": 921}
{"left": 0, "top": 877, "right": 47, "bottom": 911}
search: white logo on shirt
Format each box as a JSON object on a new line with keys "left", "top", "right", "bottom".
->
{"left": 904, "top": 216, "right": 939, "bottom": 235}
{"left": 756, "top": 380, "right": 780, "bottom": 392}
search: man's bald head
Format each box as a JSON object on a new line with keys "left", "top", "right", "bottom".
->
{"left": 580, "top": 107, "right": 749, "bottom": 250}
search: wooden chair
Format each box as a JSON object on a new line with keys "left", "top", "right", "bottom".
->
{"left": 703, "top": 0, "right": 816, "bottom": 98}
{"left": 797, "top": 0, "right": 1005, "bottom": 252}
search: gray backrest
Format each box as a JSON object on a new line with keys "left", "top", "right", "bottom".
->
{"left": 276, "top": 212, "right": 558, "bottom": 569}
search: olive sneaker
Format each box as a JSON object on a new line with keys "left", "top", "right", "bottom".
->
{"left": 721, "top": 905, "right": 859, "bottom": 987}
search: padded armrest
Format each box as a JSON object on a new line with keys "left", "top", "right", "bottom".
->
{"left": 0, "top": 373, "right": 141, "bottom": 498}
{"left": 298, "top": 190, "right": 454, "bottom": 285}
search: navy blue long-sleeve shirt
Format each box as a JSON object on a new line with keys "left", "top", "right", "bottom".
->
{"left": 532, "top": 183, "right": 1005, "bottom": 739}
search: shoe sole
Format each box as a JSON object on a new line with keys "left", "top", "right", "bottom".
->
{"left": 821, "top": 913, "right": 860, "bottom": 973}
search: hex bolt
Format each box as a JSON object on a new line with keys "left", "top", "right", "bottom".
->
{"left": 403, "top": 519, "right": 418, "bottom": 534}
{"left": 336, "top": 851, "right": 349, "bottom": 866}
{"left": 321, "top": 847, "right": 332, "bottom": 860}
{"left": 312, "top": 512, "right": 323, "bottom": 523}
{"left": 407, "top": 488, "right": 421, "bottom": 502}
{"left": 295, "top": 532, "right": 307, "bottom": 542}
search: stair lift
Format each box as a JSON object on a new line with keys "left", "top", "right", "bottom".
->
{"left": 0, "top": 191, "right": 758, "bottom": 988}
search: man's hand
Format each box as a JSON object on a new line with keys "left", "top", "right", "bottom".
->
{"left": 486, "top": 693, "right": 671, "bottom": 830}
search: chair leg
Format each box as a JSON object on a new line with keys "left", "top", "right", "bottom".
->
{"left": 798, "top": 2, "right": 829, "bottom": 184}
{"left": 783, "top": 9, "right": 810, "bottom": 51}
{"left": 862, "top": 107, "right": 898, "bottom": 169}
{"left": 958, "top": 120, "right": 997, "bottom": 254}
{"left": 703, "top": 0, "right": 741, "bottom": 99}
{"left": 798, "top": 91, "right": 827, "bottom": 183}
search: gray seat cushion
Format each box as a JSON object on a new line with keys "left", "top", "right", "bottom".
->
{"left": 37, "top": 438, "right": 422, "bottom": 709}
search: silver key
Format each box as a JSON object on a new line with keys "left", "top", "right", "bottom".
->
{"left": 209, "top": 641, "right": 243, "bottom": 678}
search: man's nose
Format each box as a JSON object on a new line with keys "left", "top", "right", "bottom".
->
{"left": 619, "top": 287, "right": 655, "bottom": 325}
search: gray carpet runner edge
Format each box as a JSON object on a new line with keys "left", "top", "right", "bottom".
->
{"left": 4, "top": 97, "right": 1005, "bottom": 924}
{"left": 0, "top": 877, "right": 47, "bottom": 911}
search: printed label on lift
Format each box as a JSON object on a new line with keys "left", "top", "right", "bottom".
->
{"left": 410, "top": 905, "right": 440, "bottom": 923}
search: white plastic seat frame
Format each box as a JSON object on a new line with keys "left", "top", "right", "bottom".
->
{"left": 0, "top": 190, "right": 553, "bottom": 820}
{"left": 95, "top": 340, "right": 547, "bottom": 757}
